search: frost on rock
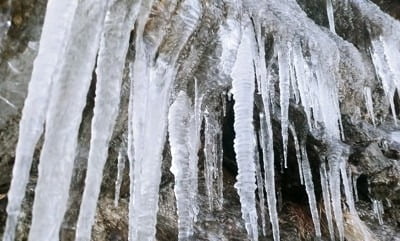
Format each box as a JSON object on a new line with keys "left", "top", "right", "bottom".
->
{"left": 168, "top": 91, "right": 199, "bottom": 240}
{"left": 231, "top": 20, "right": 258, "bottom": 241}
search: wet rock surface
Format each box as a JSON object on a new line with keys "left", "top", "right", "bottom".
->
{"left": 0, "top": 0, "right": 400, "bottom": 241}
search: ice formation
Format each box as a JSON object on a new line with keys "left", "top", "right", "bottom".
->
{"left": 2, "top": 0, "right": 400, "bottom": 240}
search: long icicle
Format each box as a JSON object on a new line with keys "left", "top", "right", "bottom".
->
{"left": 2, "top": 1, "right": 78, "bottom": 240}
{"left": 256, "top": 19, "right": 280, "bottom": 241}
{"left": 231, "top": 19, "right": 258, "bottom": 241}
{"left": 28, "top": 0, "right": 110, "bottom": 240}
{"left": 128, "top": 1, "right": 201, "bottom": 240}
{"left": 320, "top": 161, "right": 335, "bottom": 241}
{"left": 300, "top": 142, "right": 322, "bottom": 238}
{"left": 74, "top": 1, "right": 141, "bottom": 240}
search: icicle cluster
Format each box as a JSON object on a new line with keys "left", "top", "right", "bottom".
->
{"left": 3, "top": 0, "right": 400, "bottom": 241}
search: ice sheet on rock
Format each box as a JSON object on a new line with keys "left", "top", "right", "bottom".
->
{"left": 300, "top": 143, "right": 322, "bottom": 238}
{"left": 320, "top": 161, "right": 335, "bottom": 241}
{"left": 75, "top": 1, "right": 141, "bottom": 240}
{"left": 169, "top": 91, "right": 199, "bottom": 240}
{"left": 27, "top": 0, "right": 110, "bottom": 240}
{"left": 128, "top": 0, "right": 201, "bottom": 240}
{"left": 2, "top": 1, "right": 79, "bottom": 240}
{"left": 372, "top": 199, "right": 384, "bottom": 225}
{"left": 231, "top": 20, "right": 258, "bottom": 241}
{"left": 363, "top": 87, "right": 376, "bottom": 126}
{"left": 204, "top": 111, "right": 224, "bottom": 211}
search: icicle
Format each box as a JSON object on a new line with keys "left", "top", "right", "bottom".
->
{"left": 128, "top": 1, "right": 201, "bottom": 240}
{"left": 27, "top": 0, "right": 110, "bottom": 239}
{"left": 289, "top": 124, "right": 303, "bottom": 185}
{"left": 2, "top": 1, "right": 79, "bottom": 240}
{"left": 320, "top": 161, "right": 335, "bottom": 241}
{"left": 114, "top": 148, "right": 126, "bottom": 207}
{"left": 168, "top": 91, "right": 198, "bottom": 240}
{"left": 254, "top": 136, "right": 267, "bottom": 236}
{"left": 277, "top": 44, "right": 290, "bottom": 169}
{"left": 256, "top": 21, "right": 280, "bottom": 241}
{"left": 363, "top": 87, "right": 376, "bottom": 126}
{"left": 326, "top": 0, "right": 336, "bottom": 33}
{"left": 75, "top": 1, "right": 141, "bottom": 240}
{"left": 204, "top": 111, "right": 224, "bottom": 211}
{"left": 370, "top": 39, "right": 397, "bottom": 126}
{"left": 352, "top": 174, "right": 359, "bottom": 202}
{"left": 300, "top": 143, "right": 322, "bottom": 238}
{"left": 372, "top": 199, "right": 384, "bottom": 225}
{"left": 327, "top": 143, "right": 345, "bottom": 241}
{"left": 231, "top": 20, "right": 258, "bottom": 241}
{"left": 340, "top": 161, "right": 357, "bottom": 214}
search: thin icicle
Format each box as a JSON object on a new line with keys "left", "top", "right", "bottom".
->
{"left": 114, "top": 148, "right": 126, "bottom": 207}
{"left": 352, "top": 173, "right": 359, "bottom": 202}
{"left": 326, "top": 0, "right": 336, "bottom": 33}
{"left": 28, "top": 0, "right": 110, "bottom": 239}
{"left": 204, "top": 111, "right": 224, "bottom": 211}
{"left": 3, "top": 2, "right": 79, "bottom": 240}
{"left": 231, "top": 20, "right": 258, "bottom": 241}
{"left": 75, "top": 1, "right": 141, "bottom": 240}
{"left": 254, "top": 136, "right": 267, "bottom": 236}
{"left": 289, "top": 124, "right": 303, "bottom": 185}
{"left": 300, "top": 143, "right": 322, "bottom": 238}
{"left": 168, "top": 91, "right": 198, "bottom": 240}
{"left": 277, "top": 44, "right": 291, "bottom": 169}
{"left": 128, "top": 1, "right": 201, "bottom": 240}
{"left": 256, "top": 21, "right": 280, "bottom": 241}
{"left": 363, "top": 87, "right": 376, "bottom": 126}
{"left": 320, "top": 161, "right": 335, "bottom": 241}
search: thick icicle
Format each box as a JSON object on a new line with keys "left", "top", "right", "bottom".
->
{"left": 128, "top": 0, "right": 201, "bottom": 240}
{"left": 300, "top": 143, "right": 322, "bottom": 238}
{"left": 27, "top": 0, "right": 110, "bottom": 240}
{"left": 277, "top": 44, "right": 291, "bottom": 169}
{"left": 256, "top": 21, "right": 280, "bottom": 241}
{"left": 231, "top": 20, "right": 258, "bottom": 241}
{"left": 326, "top": 0, "right": 336, "bottom": 33}
{"left": 168, "top": 91, "right": 199, "bottom": 240}
{"left": 2, "top": 1, "right": 79, "bottom": 240}
{"left": 114, "top": 148, "right": 126, "bottom": 207}
{"left": 320, "top": 161, "right": 335, "bottom": 241}
{"left": 327, "top": 143, "right": 345, "bottom": 241}
{"left": 75, "top": 1, "right": 141, "bottom": 240}
{"left": 363, "top": 87, "right": 376, "bottom": 126}
{"left": 204, "top": 111, "right": 224, "bottom": 211}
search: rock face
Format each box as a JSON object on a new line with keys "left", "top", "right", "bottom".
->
{"left": 0, "top": 0, "right": 399, "bottom": 241}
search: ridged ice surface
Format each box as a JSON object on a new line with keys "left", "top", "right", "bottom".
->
{"left": 168, "top": 91, "right": 199, "bottom": 240}
{"left": 3, "top": 0, "right": 400, "bottom": 240}
{"left": 231, "top": 20, "right": 258, "bottom": 241}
